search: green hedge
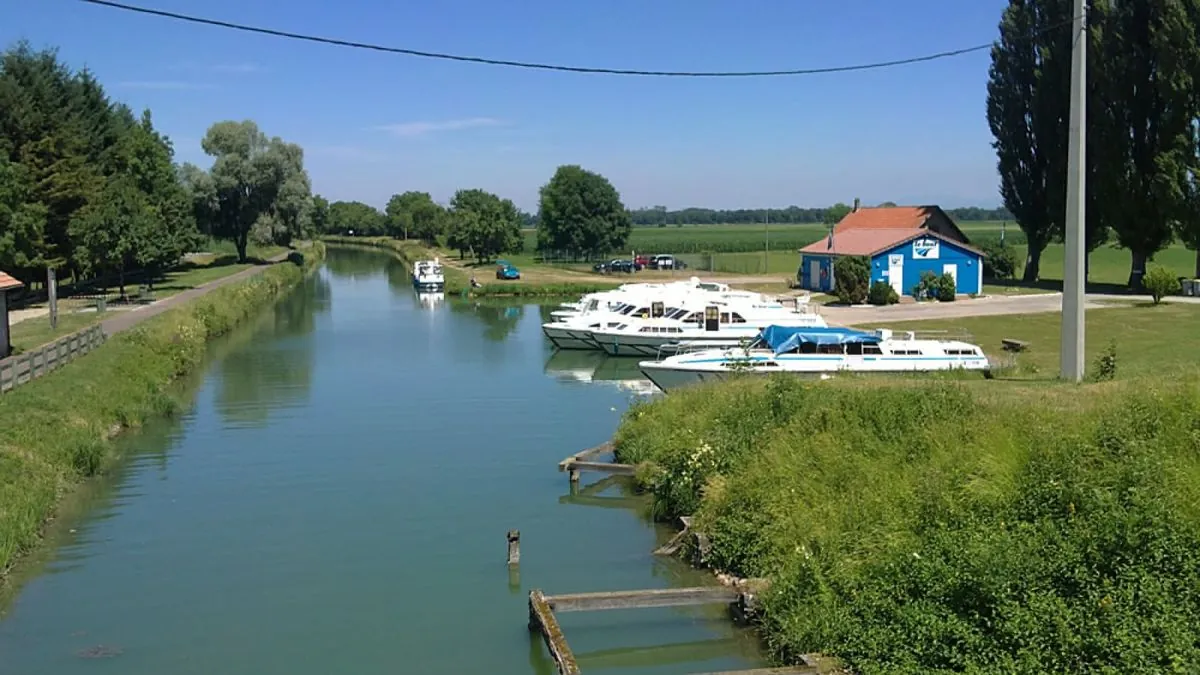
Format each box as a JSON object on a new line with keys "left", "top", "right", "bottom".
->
{"left": 0, "top": 242, "right": 324, "bottom": 577}
{"left": 615, "top": 376, "right": 1200, "bottom": 673}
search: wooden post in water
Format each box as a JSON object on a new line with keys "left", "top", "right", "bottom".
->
{"left": 507, "top": 530, "right": 521, "bottom": 566}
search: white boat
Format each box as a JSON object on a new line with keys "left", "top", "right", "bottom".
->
{"left": 639, "top": 326, "right": 991, "bottom": 392}
{"left": 542, "top": 278, "right": 736, "bottom": 350}
{"left": 412, "top": 259, "right": 445, "bottom": 291}
{"left": 588, "top": 296, "right": 825, "bottom": 357}
{"left": 549, "top": 278, "right": 731, "bottom": 321}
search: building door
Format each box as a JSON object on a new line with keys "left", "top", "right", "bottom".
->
{"left": 888, "top": 255, "right": 904, "bottom": 296}
{"left": 808, "top": 260, "right": 821, "bottom": 291}
{"left": 942, "top": 263, "right": 958, "bottom": 292}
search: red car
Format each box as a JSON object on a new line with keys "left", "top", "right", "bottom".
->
{"left": 634, "top": 255, "right": 651, "bottom": 268}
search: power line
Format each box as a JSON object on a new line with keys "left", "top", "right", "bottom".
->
{"left": 77, "top": 0, "right": 1075, "bottom": 78}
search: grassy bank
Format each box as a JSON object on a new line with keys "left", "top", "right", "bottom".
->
{"left": 0, "top": 242, "right": 325, "bottom": 579}
{"left": 320, "top": 235, "right": 621, "bottom": 297}
{"left": 615, "top": 373, "right": 1200, "bottom": 673}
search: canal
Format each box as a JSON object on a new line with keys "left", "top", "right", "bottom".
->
{"left": 0, "top": 247, "right": 765, "bottom": 675}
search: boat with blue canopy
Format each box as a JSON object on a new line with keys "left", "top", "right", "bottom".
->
{"left": 639, "top": 324, "right": 990, "bottom": 392}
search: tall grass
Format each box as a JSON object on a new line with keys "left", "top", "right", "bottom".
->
{"left": 615, "top": 375, "right": 1200, "bottom": 673}
{"left": 0, "top": 243, "right": 325, "bottom": 578}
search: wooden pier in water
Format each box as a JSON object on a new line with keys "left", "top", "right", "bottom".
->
{"left": 558, "top": 441, "right": 635, "bottom": 484}
{"left": 534, "top": 442, "right": 832, "bottom": 674}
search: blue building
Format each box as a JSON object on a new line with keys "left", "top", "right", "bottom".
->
{"left": 798, "top": 205, "right": 984, "bottom": 297}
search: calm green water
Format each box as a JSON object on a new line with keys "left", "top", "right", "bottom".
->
{"left": 0, "top": 247, "right": 765, "bottom": 675}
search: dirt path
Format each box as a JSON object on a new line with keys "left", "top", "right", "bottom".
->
{"left": 817, "top": 292, "right": 1200, "bottom": 326}
{"left": 100, "top": 252, "right": 290, "bottom": 336}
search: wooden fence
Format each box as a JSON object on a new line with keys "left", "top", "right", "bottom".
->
{"left": 0, "top": 324, "right": 106, "bottom": 394}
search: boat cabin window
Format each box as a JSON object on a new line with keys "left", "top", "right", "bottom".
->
{"left": 862, "top": 345, "right": 883, "bottom": 355}
{"left": 719, "top": 312, "right": 731, "bottom": 324}
{"left": 846, "top": 342, "right": 863, "bottom": 355}
{"left": 944, "top": 348, "right": 979, "bottom": 356}
{"left": 890, "top": 348, "right": 923, "bottom": 356}
{"left": 683, "top": 312, "right": 703, "bottom": 323}
{"left": 817, "top": 344, "right": 842, "bottom": 354}
{"left": 752, "top": 361, "right": 780, "bottom": 367}
{"left": 730, "top": 312, "right": 747, "bottom": 324}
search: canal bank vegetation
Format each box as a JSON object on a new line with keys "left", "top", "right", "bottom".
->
{"left": 0, "top": 242, "right": 324, "bottom": 580}
{"left": 615, "top": 367, "right": 1200, "bottom": 672}
{"left": 321, "top": 235, "right": 621, "bottom": 297}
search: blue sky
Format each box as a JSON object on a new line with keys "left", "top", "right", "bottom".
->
{"left": 5, "top": 0, "right": 1011, "bottom": 212}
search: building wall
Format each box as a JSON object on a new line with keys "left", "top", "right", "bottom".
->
{"left": 870, "top": 236, "right": 982, "bottom": 296}
{"left": 0, "top": 291, "right": 9, "bottom": 359}
{"left": 798, "top": 255, "right": 835, "bottom": 292}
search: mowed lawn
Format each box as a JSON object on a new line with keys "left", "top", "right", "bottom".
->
{"left": 880, "top": 302, "right": 1200, "bottom": 380}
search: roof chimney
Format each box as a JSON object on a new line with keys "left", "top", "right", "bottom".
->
{"left": 852, "top": 198, "right": 860, "bottom": 212}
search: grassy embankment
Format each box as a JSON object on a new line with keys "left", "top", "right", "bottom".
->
{"left": 321, "top": 235, "right": 623, "bottom": 297}
{"left": 0, "top": 242, "right": 325, "bottom": 580}
{"left": 8, "top": 241, "right": 287, "bottom": 353}
{"left": 614, "top": 304, "right": 1200, "bottom": 673}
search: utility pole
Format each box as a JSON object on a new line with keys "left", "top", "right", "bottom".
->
{"left": 1060, "top": 0, "right": 1087, "bottom": 382}
{"left": 765, "top": 208, "right": 770, "bottom": 271}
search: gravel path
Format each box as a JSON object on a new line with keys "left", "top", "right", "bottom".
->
{"left": 822, "top": 292, "right": 1199, "bottom": 327}
{"left": 100, "top": 253, "right": 289, "bottom": 336}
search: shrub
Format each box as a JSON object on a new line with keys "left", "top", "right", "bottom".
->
{"left": 1093, "top": 339, "right": 1117, "bottom": 381}
{"left": 980, "top": 241, "right": 1017, "bottom": 280}
{"left": 912, "top": 270, "right": 939, "bottom": 300}
{"left": 1142, "top": 265, "right": 1181, "bottom": 304}
{"left": 833, "top": 256, "right": 870, "bottom": 304}
{"left": 936, "top": 272, "right": 957, "bottom": 302}
{"left": 868, "top": 280, "right": 899, "bottom": 306}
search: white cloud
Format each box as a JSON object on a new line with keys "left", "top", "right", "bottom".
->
{"left": 117, "top": 80, "right": 216, "bottom": 90}
{"left": 374, "top": 117, "right": 505, "bottom": 138}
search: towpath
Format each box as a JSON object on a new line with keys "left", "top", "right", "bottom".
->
{"left": 99, "top": 251, "right": 291, "bottom": 335}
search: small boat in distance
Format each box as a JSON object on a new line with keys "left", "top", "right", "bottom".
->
{"left": 639, "top": 326, "right": 991, "bottom": 392}
{"left": 412, "top": 259, "right": 445, "bottom": 292}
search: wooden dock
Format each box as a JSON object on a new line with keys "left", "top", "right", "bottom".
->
{"left": 558, "top": 441, "right": 636, "bottom": 483}
{"left": 545, "top": 586, "right": 741, "bottom": 612}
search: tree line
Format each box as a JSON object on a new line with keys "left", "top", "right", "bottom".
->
{"left": 0, "top": 42, "right": 317, "bottom": 295}
{"left": 318, "top": 164, "right": 633, "bottom": 262}
{"left": 626, "top": 205, "right": 1013, "bottom": 226}
{"left": 989, "top": 0, "right": 1200, "bottom": 283}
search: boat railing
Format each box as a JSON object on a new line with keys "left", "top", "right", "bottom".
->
{"left": 882, "top": 328, "right": 976, "bottom": 342}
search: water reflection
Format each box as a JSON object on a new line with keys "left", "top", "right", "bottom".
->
{"left": 543, "top": 350, "right": 658, "bottom": 397}
{"left": 214, "top": 273, "right": 330, "bottom": 428}
{"left": 324, "top": 246, "right": 388, "bottom": 280}
{"left": 449, "top": 299, "right": 526, "bottom": 342}
{"left": 416, "top": 292, "right": 445, "bottom": 310}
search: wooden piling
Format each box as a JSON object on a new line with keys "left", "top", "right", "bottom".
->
{"left": 507, "top": 530, "right": 521, "bottom": 566}
{"left": 528, "top": 589, "right": 580, "bottom": 675}
{"left": 653, "top": 516, "right": 693, "bottom": 556}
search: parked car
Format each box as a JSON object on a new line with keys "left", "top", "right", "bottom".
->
{"left": 593, "top": 259, "right": 638, "bottom": 274}
{"left": 650, "top": 254, "right": 686, "bottom": 270}
{"left": 634, "top": 254, "right": 651, "bottom": 269}
{"left": 495, "top": 260, "right": 521, "bottom": 280}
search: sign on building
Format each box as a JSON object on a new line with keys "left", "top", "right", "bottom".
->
{"left": 912, "top": 237, "right": 940, "bottom": 260}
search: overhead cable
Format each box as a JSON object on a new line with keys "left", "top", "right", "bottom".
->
{"left": 77, "top": 0, "right": 1080, "bottom": 78}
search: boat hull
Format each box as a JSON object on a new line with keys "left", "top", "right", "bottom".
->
{"left": 590, "top": 332, "right": 757, "bottom": 357}
{"left": 639, "top": 356, "right": 990, "bottom": 391}
{"left": 542, "top": 324, "right": 598, "bottom": 350}
{"left": 412, "top": 279, "right": 445, "bottom": 292}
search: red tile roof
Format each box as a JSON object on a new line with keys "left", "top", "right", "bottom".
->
{"left": 0, "top": 271, "right": 22, "bottom": 292}
{"left": 799, "top": 228, "right": 986, "bottom": 258}
{"left": 834, "top": 206, "right": 934, "bottom": 233}
{"left": 800, "top": 228, "right": 925, "bottom": 256}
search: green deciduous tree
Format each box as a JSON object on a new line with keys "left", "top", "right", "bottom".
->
{"left": 448, "top": 189, "right": 522, "bottom": 263}
{"left": 1098, "top": 0, "right": 1200, "bottom": 287}
{"left": 987, "top": 0, "right": 1110, "bottom": 283}
{"left": 536, "top": 165, "right": 631, "bottom": 260}
{"left": 386, "top": 191, "right": 447, "bottom": 243}
{"left": 823, "top": 202, "right": 853, "bottom": 227}
{"left": 326, "top": 200, "right": 386, "bottom": 236}
{"left": 195, "top": 120, "right": 309, "bottom": 261}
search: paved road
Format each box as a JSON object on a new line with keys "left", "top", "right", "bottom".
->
{"left": 100, "top": 253, "right": 289, "bottom": 335}
{"left": 821, "top": 292, "right": 1199, "bottom": 327}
